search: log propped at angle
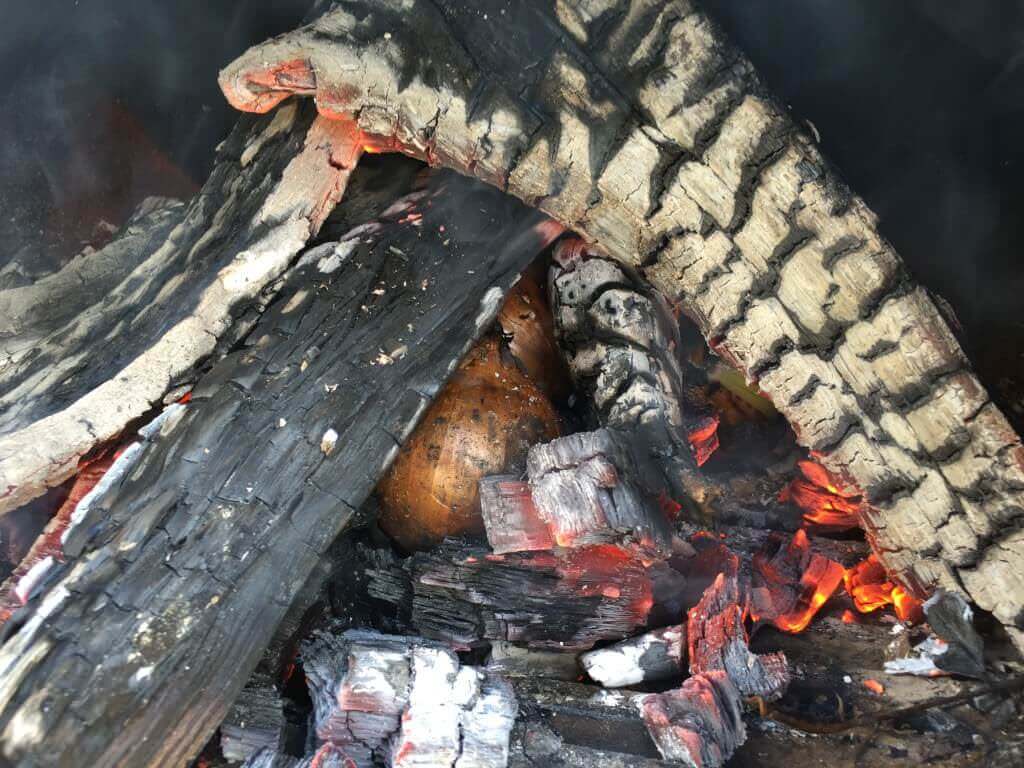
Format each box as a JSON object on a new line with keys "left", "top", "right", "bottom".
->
{"left": 0, "top": 101, "right": 361, "bottom": 517}
{"left": 220, "top": 0, "right": 1024, "bottom": 650}
{"left": 0, "top": 173, "right": 558, "bottom": 768}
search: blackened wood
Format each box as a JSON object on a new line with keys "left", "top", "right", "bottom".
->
{"left": 0, "top": 173, "right": 556, "bottom": 768}
{"left": 366, "top": 540, "right": 654, "bottom": 651}
{"left": 220, "top": 670, "right": 285, "bottom": 763}
{"left": 220, "top": 0, "right": 1024, "bottom": 649}
{"left": 0, "top": 102, "right": 362, "bottom": 516}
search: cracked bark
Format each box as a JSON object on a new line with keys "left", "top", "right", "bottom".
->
{"left": 219, "top": 0, "right": 1024, "bottom": 650}
{"left": 0, "top": 173, "right": 556, "bottom": 767}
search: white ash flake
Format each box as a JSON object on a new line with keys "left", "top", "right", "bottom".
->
{"left": 13, "top": 556, "right": 55, "bottom": 605}
{"left": 321, "top": 429, "right": 339, "bottom": 455}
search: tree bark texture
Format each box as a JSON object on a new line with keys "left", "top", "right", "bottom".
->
{"left": 220, "top": 0, "right": 1024, "bottom": 649}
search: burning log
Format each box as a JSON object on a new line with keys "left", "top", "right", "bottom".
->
{"left": 300, "top": 628, "right": 518, "bottom": 768}
{"left": 0, "top": 103, "right": 362, "bottom": 514}
{"left": 580, "top": 624, "right": 686, "bottom": 689}
{"left": 750, "top": 529, "right": 845, "bottom": 633}
{"left": 367, "top": 541, "right": 655, "bottom": 651}
{"left": 688, "top": 573, "right": 790, "bottom": 700}
{"left": 639, "top": 672, "right": 747, "bottom": 768}
{"left": 221, "top": 0, "right": 1024, "bottom": 649}
{"left": 0, "top": 175, "right": 558, "bottom": 767}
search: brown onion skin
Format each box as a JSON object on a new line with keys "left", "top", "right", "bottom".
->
{"left": 377, "top": 335, "right": 560, "bottom": 552}
{"left": 498, "top": 265, "right": 572, "bottom": 402}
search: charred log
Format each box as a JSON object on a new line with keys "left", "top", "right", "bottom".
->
{"left": 221, "top": 0, "right": 1024, "bottom": 649}
{"left": 0, "top": 103, "right": 362, "bottom": 514}
{"left": 580, "top": 624, "right": 685, "bottom": 689}
{"left": 0, "top": 174, "right": 556, "bottom": 768}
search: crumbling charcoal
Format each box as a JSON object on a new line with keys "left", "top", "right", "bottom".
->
{"left": 688, "top": 573, "right": 789, "bottom": 700}
{"left": 581, "top": 625, "right": 686, "bottom": 689}
{"left": 925, "top": 590, "right": 986, "bottom": 678}
{"left": 299, "top": 627, "right": 517, "bottom": 768}
{"left": 639, "top": 671, "right": 746, "bottom": 768}
{"left": 479, "top": 476, "right": 554, "bottom": 555}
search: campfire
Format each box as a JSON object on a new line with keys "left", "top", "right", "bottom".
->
{"left": 1, "top": 1, "right": 1024, "bottom": 767}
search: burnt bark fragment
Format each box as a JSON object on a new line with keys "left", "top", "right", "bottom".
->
{"left": 0, "top": 173, "right": 556, "bottom": 768}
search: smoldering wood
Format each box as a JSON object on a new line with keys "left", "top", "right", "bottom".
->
{"left": 688, "top": 573, "right": 790, "bottom": 700}
{"left": 300, "top": 627, "right": 517, "bottom": 768}
{"left": 479, "top": 476, "right": 554, "bottom": 555}
{"left": 366, "top": 540, "right": 656, "bottom": 651}
{"left": 221, "top": 0, "right": 1024, "bottom": 649}
{"left": 0, "top": 174, "right": 556, "bottom": 768}
{"left": 0, "top": 102, "right": 362, "bottom": 517}
{"left": 580, "top": 624, "right": 685, "bottom": 689}
{"left": 639, "top": 672, "right": 746, "bottom": 768}
{"left": 526, "top": 430, "right": 674, "bottom": 555}
{"left": 923, "top": 590, "right": 986, "bottom": 678}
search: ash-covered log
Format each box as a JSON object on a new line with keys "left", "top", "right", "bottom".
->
{"left": 367, "top": 541, "right": 656, "bottom": 651}
{"left": 0, "top": 174, "right": 557, "bottom": 768}
{"left": 580, "top": 624, "right": 685, "bottom": 689}
{"left": 688, "top": 573, "right": 789, "bottom": 700}
{"left": 221, "top": 0, "right": 1024, "bottom": 649}
{"left": 301, "top": 627, "right": 517, "bottom": 768}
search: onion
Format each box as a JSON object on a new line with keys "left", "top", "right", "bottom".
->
{"left": 377, "top": 335, "right": 560, "bottom": 552}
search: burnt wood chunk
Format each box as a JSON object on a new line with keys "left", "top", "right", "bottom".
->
{"left": 479, "top": 476, "right": 554, "bottom": 555}
{"left": 221, "top": 0, "right": 1024, "bottom": 649}
{"left": 580, "top": 625, "right": 685, "bottom": 689}
{"left": 0, "top": 102, "right": 362, "bottom": 514}
{"left": 688, "top": 573, "right": 789, "bottom": 700}
{"left": 301, "top": 627, "right": 517, "bottom": 768}
{"left": 526, "top": 430, "right": 674, "bottom": 555}
{"left": 367, "top": 541, "right": 654, "bottom": 651}
{"left": 220, "top": 670, "right": 286, "bottom": 763}
{"left": 0, "top": 174, "right": 556, "bottom": 768}
{"left": 639, "top": 672, "right": 746, "bottom": 768}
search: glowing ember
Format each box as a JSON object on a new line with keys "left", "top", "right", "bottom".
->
{"left": 687, "top": 415, "right": 720, "bottom": 467}
{"left": 750, "top": 529, "right": 845, "bottom": 634}
{"left": 863, "top": 678, "right": 885, "bottom": 695}
{"left": 780, "top": 459, "right": 861, "bottom": 530}
{"left": 844, "top": 554, "right": 925, "bottom": 624}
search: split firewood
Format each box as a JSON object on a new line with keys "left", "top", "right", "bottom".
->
{"left": 0, "top": 174, "right": 558, "bottom": 768}
{"left": 580, "top": 624, "right": 686, "bottom": 689}
{"left": 301, "top": 627, "right": 517, "bottom": 768}
{"left": 0, "top": 102, "right": 362, "bottom": 514}
{"left": 221, "top": 0, "right": 1024, "bottom": 649}
{"left": 688, "top": 572, "right": 790, "bottom": 700}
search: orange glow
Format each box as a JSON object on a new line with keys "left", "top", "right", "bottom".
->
{"left": 863, "top": 679, "right": 885, "bottom": 695}
{"left": 687, "top": 415, "right": 720, "bottom": 466}
{"left": 780, "top": 459, "right": 862, "bottom": 530}
{"left": 842, "top": 609, "right": 859, "bottom": 624}
{"left": 844, "top": 554, "right": 925, "bottom": 623}
{"left": 688, "top": 415, "right": 720, "bottom": 468}
{"left": 750, "top": 528, "right": 845, "bottom": 633}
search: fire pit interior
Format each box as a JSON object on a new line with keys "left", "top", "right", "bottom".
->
{"left": 2, "top": 2, "right": 1024, "bottom": 767}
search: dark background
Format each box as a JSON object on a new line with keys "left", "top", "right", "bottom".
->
{"left": 2, "top": 0, "right": 1022, "bottom": 419}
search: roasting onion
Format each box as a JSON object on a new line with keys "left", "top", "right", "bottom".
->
{"left": 377, "top": 334, "right": 560, "bottom": 552}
